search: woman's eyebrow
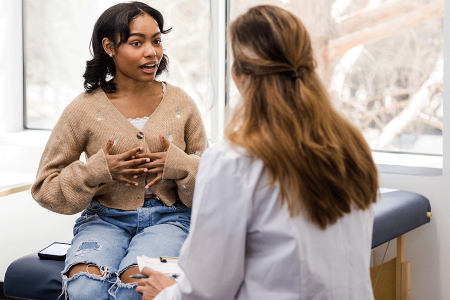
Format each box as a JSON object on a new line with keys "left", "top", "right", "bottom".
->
{"left": 129, "top": 32, "right": 161, "bottom": 39}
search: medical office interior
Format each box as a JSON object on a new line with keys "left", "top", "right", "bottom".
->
{"left": 0, "top": 0, "right": 448, "bottom": 299}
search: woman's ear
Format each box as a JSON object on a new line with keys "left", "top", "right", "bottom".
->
{"left": 102, "top": 38, "right": 115, "bottom": 57}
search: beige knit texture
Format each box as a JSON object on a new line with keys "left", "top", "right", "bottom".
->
{"left": 31, "top": 83, "right": 209, "bottom": 214}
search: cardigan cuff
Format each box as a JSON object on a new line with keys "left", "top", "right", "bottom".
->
{"left": 162, "top": 143, "right": 200, "bottom": 181}
{"left": 85, "top": 149, "right": 113, "bottom": 186}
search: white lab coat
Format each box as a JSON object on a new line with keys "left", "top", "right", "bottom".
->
{"left": 155, "top": 140, "right": 375, "bottom": 300}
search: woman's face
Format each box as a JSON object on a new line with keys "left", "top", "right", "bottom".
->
{"left": 112, "top": 14, "right": 163, "bottom": 84}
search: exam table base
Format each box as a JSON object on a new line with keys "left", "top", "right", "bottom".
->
{"left": 370, "top": 235, "right": 410, "bottom": 300}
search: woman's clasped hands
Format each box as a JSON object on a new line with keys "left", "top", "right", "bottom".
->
{"left": 103, "top": 133, "right": 170, "bottom": 187}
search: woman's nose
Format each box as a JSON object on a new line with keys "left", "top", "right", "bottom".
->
{"left": 145, "top": 44, "right": 156, "bottom": 57}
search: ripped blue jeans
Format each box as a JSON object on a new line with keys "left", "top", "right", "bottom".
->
{"left": 61, "top": 197, "right": 191, "bottom": 300}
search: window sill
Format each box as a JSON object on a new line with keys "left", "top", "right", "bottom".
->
{"left": 372, "top": 151, "right": 442, "bottom": 176}
{"left": 0, "top": 129, "right": 51, "bottom": 147}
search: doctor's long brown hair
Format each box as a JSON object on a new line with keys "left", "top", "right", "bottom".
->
{"left": 226, "top": 5, "right": 378, "bottom": 229}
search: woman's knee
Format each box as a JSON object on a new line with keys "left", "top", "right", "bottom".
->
{"left": 119, "top": 265, "right": 141, "bottom": 284}
{"left": 68, "top": 263, "right": 103, "bottom": 278}
{"left": 64, "top": 264, "right": 111, "bottom": 299}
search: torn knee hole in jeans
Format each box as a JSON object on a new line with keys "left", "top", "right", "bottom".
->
{"left": 65, "top": 263, "right": 111, "bottom": 280}
{"left": 113, "top": 276, "right": 139, "bottom": 289}
{"left": 74, "top": 238, "right": 102, "bottom": 256}
{"left": 61, "top": 264, "right": 112, "bottom": 300}
{"left": 114, "top": 265, "right": 139, "bottom": 288}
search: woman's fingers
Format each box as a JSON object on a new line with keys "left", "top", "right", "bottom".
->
{"left": 133, "top": 161, "right": 164, "bottom": 170}
{"left": 132, "top": 168, "right": 162, "bottom": 180}
{"left": 159, "top": 133, "right": 170, "bottom": 151}
{"left": 136, "top": 267, "right": 176, "bottom": 299}
{"left": 145, "top": 174, "right": 162, "bottom": 189}
{"left": 120, "top": 146, "right": 144, "bottom": 160}
{"left": 142, "top": 267, "right": 155, "bottom": 276}
{"left": 116, "top": 175, "right": 139, "bottom": 186}
{"left": 136, "top": 285, "right": 157, "bottom": 300}
{"left": 103, "top": 140, "right": 167, "bottom": 187}
{"left": 133, "top": 152, "right": 165, "bottom": 160}
{"left": 103, "top": 136, "right": 115, "bottom": 155}
{"left": 123, "top": 168, "right": 148, "bottom": 176}
{"left": 132, "top": 173, "right": 147, "bottom": 179}
{"left": 143, "top": 167, "right": 164, "bottom": 174}
{"left": 122, "top": 157, "right": 150, "bottom": 168}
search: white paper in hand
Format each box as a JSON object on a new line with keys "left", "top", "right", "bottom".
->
{"left": 137, "top": 255, "right": 182, "bottom": 278}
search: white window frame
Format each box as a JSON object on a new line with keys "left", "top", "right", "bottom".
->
{"left": 0, "top": 0, "right": 24, "bottom": 133}
{"left": 209, "top": 0, "right": 229, "bottom": 143}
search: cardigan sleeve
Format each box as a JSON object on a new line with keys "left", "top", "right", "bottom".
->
{"left": 162, "top": 102, "right": 209, "bottom": 207}
{"left": 31, "top": 108, "right": 113, "bottom": 215}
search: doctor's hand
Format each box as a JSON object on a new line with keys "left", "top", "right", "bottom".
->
{"left": 103, "top": 136, "right": 150, "bottom": 186}
{"left": 131, "top": 133, "right": 170, "bottom": 188}
{"left": 136, "top": 267, "right": 176, "bottom": 300}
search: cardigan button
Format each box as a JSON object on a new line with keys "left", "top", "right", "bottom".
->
{"left": 137, "top": 132, "right": 144, "bottom": 139}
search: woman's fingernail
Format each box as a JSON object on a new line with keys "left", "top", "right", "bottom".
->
{"left": 134, "top": 175, "right": 137, "bottom": 179}
{"left": 146, "top": 158, "right": 150, "bottom": 162}
{"left": 135, "top": 183, "right": 138, "bottom": 186}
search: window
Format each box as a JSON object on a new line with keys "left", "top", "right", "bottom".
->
{"left": 229, "top": 0, "right": 444, "bottom": 156}
{"left": 24, "top": 0, "right": 444, "bottom": 156}
{"left": 24, "top": 0, "right": 212, "bottom": 138}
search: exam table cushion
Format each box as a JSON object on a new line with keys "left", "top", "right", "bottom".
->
{"left": 372, "top": 190, "right": 431, "bottom": 248}
{"left": 4, "top": 252, "right": 64, "bottom": 300}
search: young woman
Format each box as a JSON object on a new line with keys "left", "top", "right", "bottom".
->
{"left": 136, "top": 5, "right": 378, "bottom": 300}
{"left": 31, "top": 2, "right": 208, "bottom": 299}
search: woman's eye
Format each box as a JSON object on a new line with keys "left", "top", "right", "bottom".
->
{"left": 131, "top": 41, "right": 141, "bottom": 46}
{"left": 154, "top": 40, "right": 162, "bottom": 45}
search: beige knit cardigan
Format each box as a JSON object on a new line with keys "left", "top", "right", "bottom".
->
{"left": 31, "top": 83, "right": 209, "bottom": 215}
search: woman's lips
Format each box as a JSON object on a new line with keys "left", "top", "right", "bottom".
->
{"left": 140, "top": 62, "right": 158, "bottom": 74}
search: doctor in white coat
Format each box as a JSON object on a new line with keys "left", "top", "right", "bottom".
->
{"left": 136, "top": 5, "right": 379, "bottom": 300}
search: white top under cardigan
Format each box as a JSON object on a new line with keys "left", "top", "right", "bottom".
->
{"left": 128, "top": 82, "right": 167, "bottom": 194}
{"left": 155, "top": 140, "right": 375, "bottom": 300}
{"left": 128, "top": 82, "right": 167, "bottom": 131}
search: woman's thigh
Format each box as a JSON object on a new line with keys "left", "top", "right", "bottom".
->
{"left": 62, "top": 211, "right": 135, "bottom": 299}
{"left": 118, "top": 221, "right": 190, "bottom": 273}
{"left": 64, "top": 214, "right": 132, "bottom": 276}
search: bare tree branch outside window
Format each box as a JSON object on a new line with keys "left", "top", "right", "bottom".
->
{"left": 230, "top": 0, "right": 443, "bottom": 155}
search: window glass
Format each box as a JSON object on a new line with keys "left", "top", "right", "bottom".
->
{"left": 229, "top": 0, "right": 443, "bottom": 155}
{"left": 25, "top": 0, "right": 212, "bottom": 138}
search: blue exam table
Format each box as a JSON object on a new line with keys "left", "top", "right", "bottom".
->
{"left": 4, "top": 189, "right": 431, "bottom": 300}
